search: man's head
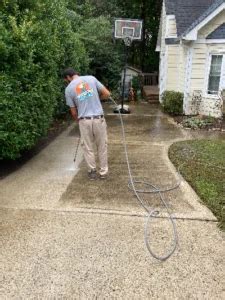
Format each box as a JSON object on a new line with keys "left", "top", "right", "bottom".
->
{"left": 63, "top": 68, "right": 79, "bottom": 83}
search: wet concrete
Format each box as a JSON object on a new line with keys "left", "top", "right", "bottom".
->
{"left": 106, "top": 114, "right": 184, "bottom": 143}
{"left": 105, "top": 102, "right": 164, "bottom": 116}
{"left": 0, "top": 125, "right": 83, "bottom": 210}
{"left": 0, "top": 102, "right": 225, "bottom": 298}
{"left": 61, "top": 143, "right": 193, "bottom": 214}
{"left": 61, "top": 103, "right": 216, "bottom": 221}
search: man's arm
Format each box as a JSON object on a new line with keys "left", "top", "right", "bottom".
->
{"left": 99, "top": 86, "right": 111, "bottom": 101}
{"left": 70, "top": 107, "right": 78, "bottom": 122}
{"left": 65, "top": 88, "right": 78, "bottom": 122}
{"left": 94, "top": 76, "right": 111, "bottom": 101}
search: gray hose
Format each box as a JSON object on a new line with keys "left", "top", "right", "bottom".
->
{"left": 110, "top": 97, "right": 180, "bottom": 261}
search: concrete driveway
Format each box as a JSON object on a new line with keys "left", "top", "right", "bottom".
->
{"left": 0, "top": 103, "right": 225, "bottom": 299}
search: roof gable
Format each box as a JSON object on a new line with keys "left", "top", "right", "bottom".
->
{"left": 207, "top": 23, "right": 225, "bottom": 39}
{"left": 164, "top": 0, "right": 225, "bottom": 37}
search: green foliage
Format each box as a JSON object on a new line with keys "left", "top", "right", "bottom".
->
{"left": 161, "top": 91, "right": 184, "bottom": 115}
{"left": 131, "top": 76, "right": 141, "bottom": 91}
{"left": 131, "top": 76, "right": 142, "bottom": 100}
{"left": 71, "top": 0, "right": 162, "bottom": 72}
{"left": 116, "top": 0, "right": 162, "bottom": 71}
{"left": 182, "top": 116, "right": 214, "bottom": 130}
{"left": 0, "top": 0, "right": 88, "bottom": 159}
{"left": 1, "top": 0, "right": 162, "bottom": 160}
{"left": 77, "top": 16, "right": 123, "bottom": 89}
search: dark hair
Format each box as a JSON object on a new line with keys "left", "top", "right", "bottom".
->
{"left": 62, "top": 68, "right": 79, "bottom": 78}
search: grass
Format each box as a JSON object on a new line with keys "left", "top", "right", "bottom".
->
{"left": 169, "top": 139, "right": 225, "bottom": 230}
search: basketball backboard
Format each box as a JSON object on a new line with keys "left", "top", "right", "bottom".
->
{"left": 114, "top": 18, "right": 143, "bottom": 41}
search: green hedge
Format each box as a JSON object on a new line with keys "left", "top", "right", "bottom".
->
{"left": 0, "top": 0, "right": 88, "bottom": 159}
{"left": 161, "top": 91, "right": 184, "bottom": 115}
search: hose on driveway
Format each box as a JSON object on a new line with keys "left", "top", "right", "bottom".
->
{"left": 110, "top": 97, "right": 180, "bottom": 262}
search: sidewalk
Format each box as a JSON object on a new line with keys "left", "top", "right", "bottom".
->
{"left": 0, "top": 103, "right": 225, "bottom": 299}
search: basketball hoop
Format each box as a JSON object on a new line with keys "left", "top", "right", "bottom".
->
{"left": 114, "top": 18, "right": 143, "bottom": 44}
{"left": 114, "top": 18, "right": 143, "bottom": 113}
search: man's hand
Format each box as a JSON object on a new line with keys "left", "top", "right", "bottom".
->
{"left": 99, "top": 87, "right": 111, "bottom": 101}
{"left": 70, "top": 107, "right": 79, "bottom": 122}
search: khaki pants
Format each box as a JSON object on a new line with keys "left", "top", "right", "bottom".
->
{"left": 79, "top": 118, "right": 108, "bottom": 175}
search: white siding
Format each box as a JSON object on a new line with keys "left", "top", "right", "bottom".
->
{"left": 166, "top": 44, "right": 187, "bottom": 93}
{"left": 166, "top": 16, "right": 177, "bottom": 38}
{"left": 161, "top": 2, "right": 167, "bottom": 53}
{"left": 159, "top": 1, "right": 168, "bottom": 99}
{"left": 166, "top": 45, "right": 180, "bottom": 90}
{"left": 186, "top": 34, "right": 225, "bottom": 117}
{"left": 158, "top": 1, "right": 225, "bottom": 117}
{"left": 180, "top": 46, "right": 188, "bottom": 92}
{"left": 159, "top": 2, "right": 185, "bottom": 95}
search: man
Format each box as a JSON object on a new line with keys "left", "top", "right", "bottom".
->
{"left": 63, "top": 68, "right": 110, "bottom": 180}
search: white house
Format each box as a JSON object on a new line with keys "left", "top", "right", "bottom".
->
{"left": 156, "top": 0, "right": 225, "bottom": 117}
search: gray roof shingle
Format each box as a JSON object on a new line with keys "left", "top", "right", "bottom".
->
{"left": 207, "top": 23, "right": 225, "bottom": 39}
{"left": 165, "top": 0, "right": 225, "bottom": 37}
{"left": 165, "top": 0, "right": 176, "bottom": 15}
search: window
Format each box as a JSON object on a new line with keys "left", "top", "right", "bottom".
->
{"left": 208, "top": 55, "right": 223, "bottom": 95}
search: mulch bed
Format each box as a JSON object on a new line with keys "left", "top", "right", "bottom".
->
{"left": 0, "top": 115, "right": 72, "bottom": 179}
{"left": 174, "top": 115, "right": 225, "bottom": 131}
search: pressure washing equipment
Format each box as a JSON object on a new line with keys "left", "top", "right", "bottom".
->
{"left": 74, "top": 136, "right": 81, "bottom": 163}
{"left": 113, "top": 104, "right": 130, "bottom": 114}
{"left": 72, "top": 19, "right": 179, "bottom": 261}
{"left": 73, "top": 97, "right": 180, "bottom": 262}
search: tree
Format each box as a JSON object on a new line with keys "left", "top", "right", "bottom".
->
{"left": 0, "top": 0, "right": 162, "bottom": 160}
{"left": 67, "top": 1, "right": 123, "bottom": 89}
{"left": 0, "top": 0, "right": 88, "bottom": 159}
{"left": 70, "top": 0, "right": 162, "bottom": 72}
{"left": 117, "top": 0, "right": 162, "bottom": 71}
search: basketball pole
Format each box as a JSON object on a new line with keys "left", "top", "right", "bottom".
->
{"left": 113, "top": 18, "right": 143, "bottom": 114}
{"left": 121, "top": 44, "right": 128, "bottom": 113}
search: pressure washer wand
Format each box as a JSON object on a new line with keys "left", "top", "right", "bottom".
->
{"left": 74, "top": 136, "right": 81, "bottom": 163}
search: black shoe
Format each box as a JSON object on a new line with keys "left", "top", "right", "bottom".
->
{"left": 88, "top": 169, "right": 97, "bottom": 180}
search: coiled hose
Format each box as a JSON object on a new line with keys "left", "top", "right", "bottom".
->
{"left": 110, "top": 98, "right": 180, "bottom": 261}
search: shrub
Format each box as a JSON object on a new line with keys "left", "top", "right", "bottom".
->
{"left": 0, "top": 0, "right": 88, "bottom": 160}
{"left": 0, "top": 1, "right": 125, "bottom": 160}
{"left": 132, "top": 76, "right": 142, "bottom": 91}
{"left": 161, "top": 91, "right": 184, "bottom": 115}
{"left": 181, "top": 116, "right": 215, "bottom": 130}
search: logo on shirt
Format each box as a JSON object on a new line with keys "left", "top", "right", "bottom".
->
{"left": 75, "top": 81, "right": 94, "bottom": 102}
